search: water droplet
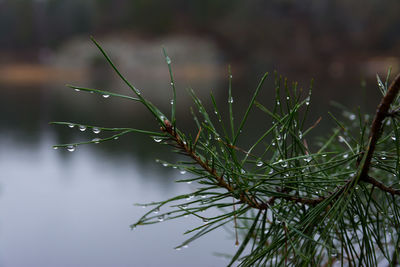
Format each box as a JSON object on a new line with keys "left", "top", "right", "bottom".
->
{"left": 240, "top": 169, "right": 245, "bottom": 174}
{"left": 92, "top": 138, "right": 100, "bottom": 144}
{"left": 165, "top": 56, "right": 171, "bottom": 64}
{"left": 153, "top": 208, "right": 160, "bottom": 214}
{"left": 229, "top": 74, "right": 233, "bottom": 79}
{"left": 304, "top": 156, "right": 312, "bottom": 163}
{"left": 78, "top": 125, "right": 87, "bottom": 132}
{"left": 330, "top": 249, "right": 338, "bottom": 257}
{"left": 170, "top": 82, "right": 174, "bottom": 86}
{"left": 322, "top": 154, "right": 327, "bottom": 157}
{"left": 170, "top": 99, "right": 174, "bottom": 105}
{"left": 298, "top": 131, "right": 303, "bottom": 139}
{"left": 93, "top": 127, "right": 101, "bottom": 134}
{"left": 181, "top": 204, "right": 188, "bottom": 209}
{"left": 279, "top": 159, "right": 288, "bottom": 168}
{"left": 305, "top": 96, "right": 310, "bottom": 105}
{"left": 381, "top": 155, "right": 387, "bottom": 160}
{"left": 256, "top": 161, "right": 263, "bottom": 167}
{"left": 276, "top": 101, "right": 280, "bottom": 106}
{"left": 286, "top": 96, "right": 290, "bottom": 100}
{"left": 343, "top": 154, "right": 348, "bottom": 159}
{"left": 175, "top": 247, "right": 181, "bottom": 251}
{"left": 183, "top": 245, "right": 188, "bottom": 248}
{"left": 180, "top": 170, "right": 186, "bottom": 174}
{"left": 338, "top": 136, "right": 345, "bottom": 143}
{"left": 68, "top": 123, "right": 75, "bottom": 128}
{"left": 214, "top": 110, "right": 218, "bottom": 115}
{"left": 269, "top": 169, "right": 274, "bottom": 174}
{"left": 53, "top": 146, "right": 58, "bottom": 150}
{"left": 135, "top": 89, "right": 141, "bottom": 95}
{"left": 162, "top": 163, "right": 168, "bottom": 167}
{"left": 186, "top": 181, "right": 192, "bottom": 184}
{"left": 202, "top": 218, "right": 209, "bottom": 223}
{"left": 228, "top": 96, "right": 234, "bottom": 104}
{"left": 186, "top": 195, "right": 194, "bottom": 200}
{"left": 67, "top": 145, "right": 76, "bottom": 152}
{"left": 276, "top": 135, "right": 281, "bottom": 141}
{"left": 153, "top": 137, "right": 162, "bottom": 143}
{"left": 114, "top": 136, "right": 119, "bottom": 140}
{"left": 102, "top": 94, "right": 110, "bottom": 98}
{"left": 74, "top": 88, "right": 80, "bottom": 92}
{"left": 392, "top": 136, "right": 397, "bottom": 141}
{"left": 349, "top": 114, "right": 356, "bottom": 120}
{"left": 272, "top": 142, "right": 275, "bottom": 146}
{"left": 158, "top": 215, "right": 165, "bottom": 222}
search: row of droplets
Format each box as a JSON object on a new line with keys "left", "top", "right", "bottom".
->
{"left": 155, "top": 159, "right": 187, "bottom": 175}
{"left": 67, "top": 123, "right": 102, "bottom": 134}
{"left": 54, "top": 124, "right": 105, "bottom": 152}
{"left": 74, "top": 88, "right": 111, "bottom": 98}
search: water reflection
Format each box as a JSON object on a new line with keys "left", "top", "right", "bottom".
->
{"left": 0, "top": 134, "right": 236, "bottom": 267}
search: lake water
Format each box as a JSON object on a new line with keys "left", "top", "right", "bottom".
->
{"left": 0, "top": 54, "right": 239, "bottom": 266}
{"left": 0, "top": 132, "right": 237, "bottom": 267}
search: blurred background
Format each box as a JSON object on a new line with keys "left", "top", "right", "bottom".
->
{"left": 1, "top": 0, "right": 400, "bottom": 266}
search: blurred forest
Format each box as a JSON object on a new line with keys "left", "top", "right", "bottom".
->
{"left": 1, "top": 0, "right": 400, "bottom": 79}
{"left": 1, "top": 0, "right": 400, "bottom": 140}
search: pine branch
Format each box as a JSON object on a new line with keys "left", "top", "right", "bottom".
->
{"left": 55, "top": 38, "right": 400, "bottom": 266}
{"left": 161, "top": 118, "right": 335, "bottom": 209}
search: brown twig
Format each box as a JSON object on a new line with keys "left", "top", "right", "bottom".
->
{"left": 192, "top": 127, "right": 202, "bottom": 152}
{"left": 359, "top": 74, "right": 400, "bottom": 180}
{"left": 161, "top": 121, "right": 325, "bottom": 209}
{"left": 362, "top": 175, "right": 400, "bottom": 196}
{"left": 161, "top": 121, "right": 264, "bottom": 209}
{"left": 232, "top": 198, "right": 239, "bottom": 246}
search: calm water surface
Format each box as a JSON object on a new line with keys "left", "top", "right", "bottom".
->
{"left": 0, "top": 133, "right": 236, "bottom": 267}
